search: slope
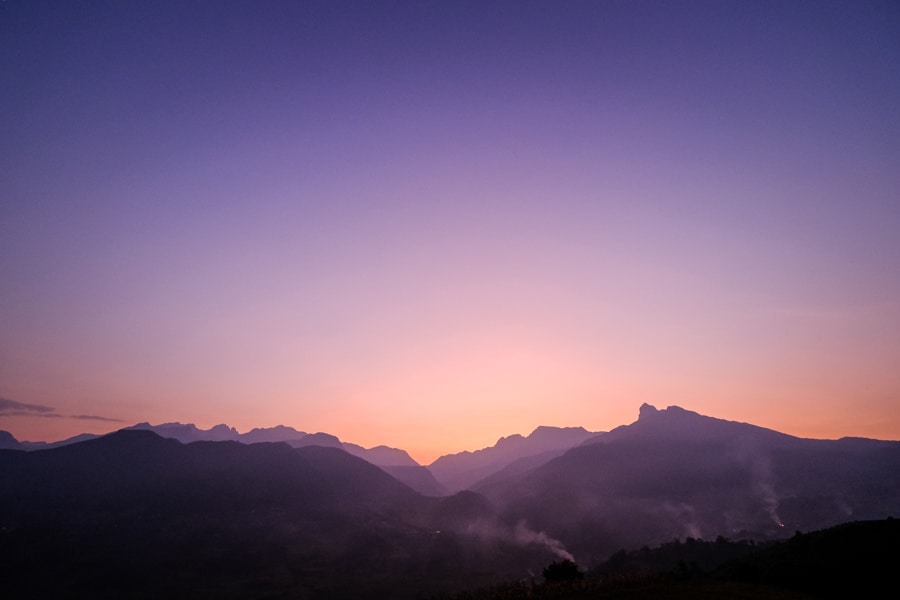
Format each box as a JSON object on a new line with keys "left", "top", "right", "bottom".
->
{"left": 478, "top": 405, "right": 900, "bottom": 563}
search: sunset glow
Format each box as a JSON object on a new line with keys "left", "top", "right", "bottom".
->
{"left": 2, "top": 1, "right": 899, "bottom": 464}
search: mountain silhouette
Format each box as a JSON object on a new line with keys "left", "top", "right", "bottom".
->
{"left": 343, "top": 442, "right": 419, "bottom": 467}
{"left": 0, "top": 430, "right": 562, "bottom": 599}
{"left": 239, "top": 423, "right": 307, "bottom": 443}
{"left": 0, "top": 430, "right": 23, "bottom": 450}
{"left": 124, "top": 421, "right": 419, "bottom": 467}
{"left": 382, "top": 465, "right": 448, "bottom": 496}
{"left": 2, "top": 407, "right": 898, "bottom": 598}
{"left": 428, "top": 425, "right": 599, "bottom": 492}
{"left": 476, "top": 405, "right": 900, "bottom": 563}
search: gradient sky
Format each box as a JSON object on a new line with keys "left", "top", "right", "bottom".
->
{"left": 2, "top": 1, "right": 899, "bottom": 463}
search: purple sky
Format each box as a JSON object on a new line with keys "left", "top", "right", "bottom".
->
{"left": 2, "top": 1, "right": 899, "bottom": 462}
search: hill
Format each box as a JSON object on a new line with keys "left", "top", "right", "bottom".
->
{"left": 0, "top": 430, "right": 562, "bottom": 599}
{"left": 477, "top": 405, "right": 900, "bottom": 562}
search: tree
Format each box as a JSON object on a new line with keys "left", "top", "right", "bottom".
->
{"left": 542, "top": 559, "right": 583, "bottom": 583}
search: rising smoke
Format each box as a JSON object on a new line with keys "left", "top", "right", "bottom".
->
{"left": 465, "top": 519, "right": 575, "bottom": 562}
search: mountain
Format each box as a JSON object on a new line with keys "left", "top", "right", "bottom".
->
{"left": 240, "top": 424, "right": 307, "bottom": 443}
{"left": 3, "top": 406, "right": 898, "bottom": 597}
{"left": 0, "top": 430, "right": 563, "bottom": 599}
{"left": 382, "top": 465, "right": 448, "bottom": 496}
{"left": 428, "top": 425, "right": 599, "bottom": 492}
{"left": 343, "top": 442, "right": 419, "bottom": 467}
{"left": 0, "top": 430, "right": 23, "bottom": 450}
{"left": 1, "top": 430, "right": 102, "bottom": 451}
{"left": 124, "top": 421, "right": 419, "bottom": 467}
{"left": 19, "top": 432, "right": 101, "bottom": 450}
{"left": 126, "top": 421, "right": 240, "bottom": 442}
{"left": 477, "top": 404, "right": 900, "bottom": 564}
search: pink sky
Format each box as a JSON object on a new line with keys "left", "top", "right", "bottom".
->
{"left": 2, "top": 2, "right": 899, "bottom": 464}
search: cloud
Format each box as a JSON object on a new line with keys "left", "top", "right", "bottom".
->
{"left": 71, "top": 414, "right": 125, "bottom": 422}
{"left": 0, "top": 397, "right": 54, "bottom": 414}
{"left": 0, "top": 397, "right": 122, "bottom": 423}
{"left": 1, "top": 411, "right": 66, "bottom": 418}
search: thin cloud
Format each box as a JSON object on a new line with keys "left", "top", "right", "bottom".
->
{"left": 0, "top": 397, "right": 122, "bottom": 423}
{"left": 71, "top": 414, "right": 125, "bottom": 422}
{"left": 0, "top": 397, "right": 55, "bottom": 414}
{"left": 0, "top": 411, "right": 61, "bottom": 418}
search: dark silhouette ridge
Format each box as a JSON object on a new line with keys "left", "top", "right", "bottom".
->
{"left": 0, "top": 429, "right": 563, "bottom": 599}
{"left": 124, "top": 421, "right": 419, "bottom": 466}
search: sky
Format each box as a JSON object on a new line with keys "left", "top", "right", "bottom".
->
{"left": 2, "top": 0, "right": 899, "bottom": 464}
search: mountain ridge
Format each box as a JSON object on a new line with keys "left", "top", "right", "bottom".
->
{"left": 0, "top": 428, "right": 566, "bottom": 598}
{"left": 428, "top": 425, "right": 601, "bottom": 493}
{"left": 6, "top": 404, "right": 897, "bottom": 463}
{"left": 124, "top": 421, "right": 421, "bottom": 467}
{"left": 2, "top": 405, "right": 899, "bottom": 597}
{"left": 476, "top": 404, "right": 900, "bottom": 562}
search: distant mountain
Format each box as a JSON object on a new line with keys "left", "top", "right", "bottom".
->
{"left": 240, "top": 424, "right": 307, "bottom": 443}
{"left": 0, "top": 430, "right": 23, "bottom": 450}
{"left": 285, "top": 430, "right": 342, "bottom": 447}
{"left": 124, "top": 421, "right": 419, "bottom": 467}
{"left": 477, "top": 404, "right": 900, "bottom": 563}
{"left": 469, "top": 447, "right": 574, "bottom": 491}
{"left": 343, "top": 442, "right": 418, "bottom": 467}
{"left": 126, "top": 421, "right": 239, "bottom": 443}
{"left": 19, "top": 432, "right": 101, "bottom": 450}
{"left": 382, "top": 465, "right": 448, "bottom": 496}
{"left": 1, "top": 429, "right": 103, "bottom": 451}
{"left": 428, "top": 425, "right": 599, "bottom": 492}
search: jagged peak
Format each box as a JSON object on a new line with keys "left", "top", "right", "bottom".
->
{"left": 637, "top": 404, "right": 703, "bottom": 420}
{"left": 529, "top": 425, "right": 589, "bottom": 437}
{"left": 495, "top": 433, "right": 526, "bottom": 447}
{"left": 247, "top": 424, "right": 305, "bottom": 434}
{"left": 638, "top": 403, "right": 659, "bottom": 419}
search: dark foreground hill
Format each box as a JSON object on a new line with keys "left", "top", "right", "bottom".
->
{"left": 0, "top": 431, "right": 561, "bottom": 599}
{"left": 438, "top": 519, "right": 899, "bottom": 599}
{"left": 712, "top": 518, "right": 900, "bottom": 598}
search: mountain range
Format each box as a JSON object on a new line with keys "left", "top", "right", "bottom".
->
{"left": 5, "top": 419, "right": 600, "bottom": 496}
{"left": 2, "top": 404, "right": 898, "bottom": 598}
